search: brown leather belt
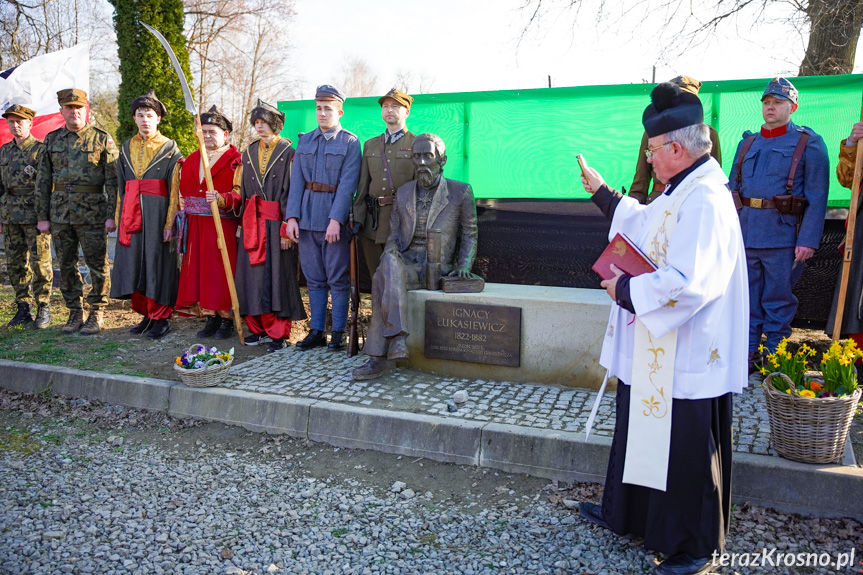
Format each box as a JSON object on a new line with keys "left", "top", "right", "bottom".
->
{"left": 305, "top": 181, "right": 336, "bottom": 193}
{"left": 54, "top": 183, "right": 102, "bottom": 193}
{"left": 375, "top": 196, "right": 395, "bottom": 207}
{"left": 739, "top": 195, "right": 778, "bottom": 210}
{"left": 6, "top": 187, "right": 33, "bottom": 196}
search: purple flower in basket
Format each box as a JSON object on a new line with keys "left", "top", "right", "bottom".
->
{"left": 819, "top": 391, "right": 838, "bottom": 398}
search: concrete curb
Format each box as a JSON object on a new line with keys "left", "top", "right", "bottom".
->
{"left": 169, "top": 385, "right": 313, "bottom": 436}
{"left": 2, "top": 359, "right": 862, "bottom": 521}
{"left": 480, "top": 424, "right": 611, "bottom": 484}
{"left": 309, "top": 403, "right": 483, "bottom": 466}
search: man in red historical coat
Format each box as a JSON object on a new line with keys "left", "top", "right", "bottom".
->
{"left": 173, "top": 106, "right": 242, "bottom": 339}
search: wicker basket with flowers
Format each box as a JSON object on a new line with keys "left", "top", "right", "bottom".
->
{"left": 173, "top": 343, "right": 234, "bottom": 388}
{"left": 760, "top": 338, "right": 861, "bottom": 464}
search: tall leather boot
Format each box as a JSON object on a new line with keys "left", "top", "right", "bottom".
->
{"left": 196, "top": 316, "right": 221, "bottom": 338}
{"left": 214, "top": 318, "right": 234, "bottom": 340}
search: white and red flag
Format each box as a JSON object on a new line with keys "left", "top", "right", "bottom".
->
{"left": 0, "top": 43, "right": 90, "bottom": 145}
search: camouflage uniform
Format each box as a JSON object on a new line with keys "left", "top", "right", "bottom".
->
{"left": 0, "top": 133, "right": 52, "bottom": 308}
{"left": 38, "top": 123, "right": 118, "bottom": 312}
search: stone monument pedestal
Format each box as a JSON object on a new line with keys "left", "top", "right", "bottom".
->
{"left": 405, "top": 283, "right": 612, "bottom": 390}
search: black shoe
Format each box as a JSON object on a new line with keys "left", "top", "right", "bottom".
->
{"left": 296, "top": 329, "right": 327, "bottom": 351}
{"left": 327, "top": 331, "right": 345, "bottom": 350}
{"left": 748, "top": 351, "right": 761, "bottom": 375}
{"left": 33, "top": 303, "right": 51, "bottom": 330}
{"left": 214, "top": 318, "right": 234, "bottom": 340}
{"left": 654, "top": 553, "right": 713, "bottom": 575}
{"left": 267, "top": 338, "right": 286, "bottom": 353}
{"left": 244, "top": 333, "right": 272, "bottom": 346}
{"left": 130, "top": 316, "right": 155, "bottom": 335}
{"left": 196, "top": 316, "right": 221, "bottom": 338}
{"left": 146, "top": 319, "right": 171, "bottom": 340}
{"left": 579, "top": 502, "right": 611, "bottom": 530}
{"left": 8, "top": 302, "right": 33, "bottom": 327}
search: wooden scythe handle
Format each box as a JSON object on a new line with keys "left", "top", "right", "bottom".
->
{"left": 194, "top": 115, "right": 245, "bottom": 345}
{"left": 832, "top": 115, "right": 863, "bottom": 342}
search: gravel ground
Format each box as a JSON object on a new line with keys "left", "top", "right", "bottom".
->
{"left": 1, "top": 390, "right": 861, "bottom": 575}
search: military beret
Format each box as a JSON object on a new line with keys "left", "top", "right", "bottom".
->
{"left": 2, "top": 104, "right": 36, "bottom": 120}
{"left": 642, "top": 82, "right": 704, "bottom": 138}
{"left": 57, "top": 88, "right": 88, "bottom": 107}
{"left": 131, "top": 90, "right": 168, "bottom": 117}
{"left": 669, "top": 75, "right": 702, "bottom": 96}
{"left": 315, "top": 84, "right": 345, "bottom": 103}
{"left": 201, "top": 105, "right": 233, "bottom": 132}
{"left": 378, "top": 87, "right": 413, "bottom": 110}
{"left": 250, "top": 99, "right": 285, "bottom": 134}
{"left": 762, "top": 77, "right": 798, "bottom": 105}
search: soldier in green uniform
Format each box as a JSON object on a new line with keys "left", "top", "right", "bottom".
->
{"left": 37, "top": 89, "right": 119, "bottom": 335}
{"left": 352, "top": 88, "right": 416, "bottom": 278}
{"left": 0, "top": 104, "right": 53, "bottom": 328}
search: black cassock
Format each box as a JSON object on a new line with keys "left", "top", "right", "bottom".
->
{"left": 601, "top": 383, "right": 733, "bottom": 558}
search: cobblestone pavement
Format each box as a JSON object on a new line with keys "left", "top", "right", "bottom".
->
{"left": 226, "top": 348, "right": 779, "bottom": 457}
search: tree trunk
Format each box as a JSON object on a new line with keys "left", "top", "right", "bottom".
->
{"left": 799, "top": 0, "right": 863, "bottom": 76}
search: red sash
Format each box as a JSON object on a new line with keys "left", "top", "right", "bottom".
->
{"left": 243, "top": 196, "right": 282, "bottom": 265}
{"left": 119, "top": 179, "right": 168, "bottom": 247}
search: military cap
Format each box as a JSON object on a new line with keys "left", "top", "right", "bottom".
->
{"left": 57, "top": 88, "right": 88, "bottom": 107}
{"left": 130, "top": 90, "right": 168, "bottom": 117}
{"left": 642, "top": 82, "right": 704, "bottom": 138}
{"left": 762, "top": 77, "right": 798, "bottom": 105}
{"left": 315, "top": 84, "right": 345, "bottom": 103}
{"left": 2, "top": 104, "right": 36, "bottom": 120}
{"left": 201, "top": 105, "right": 233, "bottom": 132}
{"left": 250, "top": 99, "right": 285, "bottom": 134}
{"left": 669, "top": 75, "right": 702, "bottom": 96}
{"left": 378, "top": 87, "right": 413, "bottom": 110}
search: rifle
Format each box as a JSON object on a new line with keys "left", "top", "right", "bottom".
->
{"left": 142, "top": 23, "right": 245, "bottom": 345}
{"left": 348, "top": 212, "right": 361, "bottom": 356}
{"left": 832, "top": 114, "right": 863, "bottom": 342}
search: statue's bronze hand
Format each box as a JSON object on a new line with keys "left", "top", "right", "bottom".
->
{"left": 448, "top": 267, "right": 471, "bottom": 278}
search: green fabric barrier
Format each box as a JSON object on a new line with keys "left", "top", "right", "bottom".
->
{"left": 279, "top": 75, "right": 863, "bottom": 208}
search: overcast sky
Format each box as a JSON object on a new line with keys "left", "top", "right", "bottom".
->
{"left": 286, "top": 0, "right": 863, "bottom": 99}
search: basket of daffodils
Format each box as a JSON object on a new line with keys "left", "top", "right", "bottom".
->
{"left": 760, "top": 339, "right": 861, "bottom": 464}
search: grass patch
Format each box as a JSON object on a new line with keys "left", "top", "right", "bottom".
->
{"left": 1, "top": 341, "right": 71, "bottom": 365}
{"left": 0, "top": 425, "right": 45, "bottom": 455}
{"left": 332, "top": 528, "right": 349, "bottom": 538}
{"left": 40, "top": 432, "right": 66, "bottom": 445}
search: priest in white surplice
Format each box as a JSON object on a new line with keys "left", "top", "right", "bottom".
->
{"left": 579, "top": 82, "right": 749, "bottom": 575}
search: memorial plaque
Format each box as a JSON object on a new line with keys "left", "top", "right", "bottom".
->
{"left": 424, "top": 301, "right": 521, "bottom": 367}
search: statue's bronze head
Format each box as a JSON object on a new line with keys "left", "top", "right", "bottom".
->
{"left": 413, "top": 133, "right": 447, "bottom": 189}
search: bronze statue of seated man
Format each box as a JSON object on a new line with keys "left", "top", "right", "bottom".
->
{"left": 352, "top": 133, "right": 481, "bottom": 381}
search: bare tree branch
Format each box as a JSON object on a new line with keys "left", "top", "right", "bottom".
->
{"left": 516, "top": 0, "right": 862, "bottom": 74}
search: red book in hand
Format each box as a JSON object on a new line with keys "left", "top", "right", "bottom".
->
{"left": 592, "top": 233, "right": 658, "bottom": 281}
